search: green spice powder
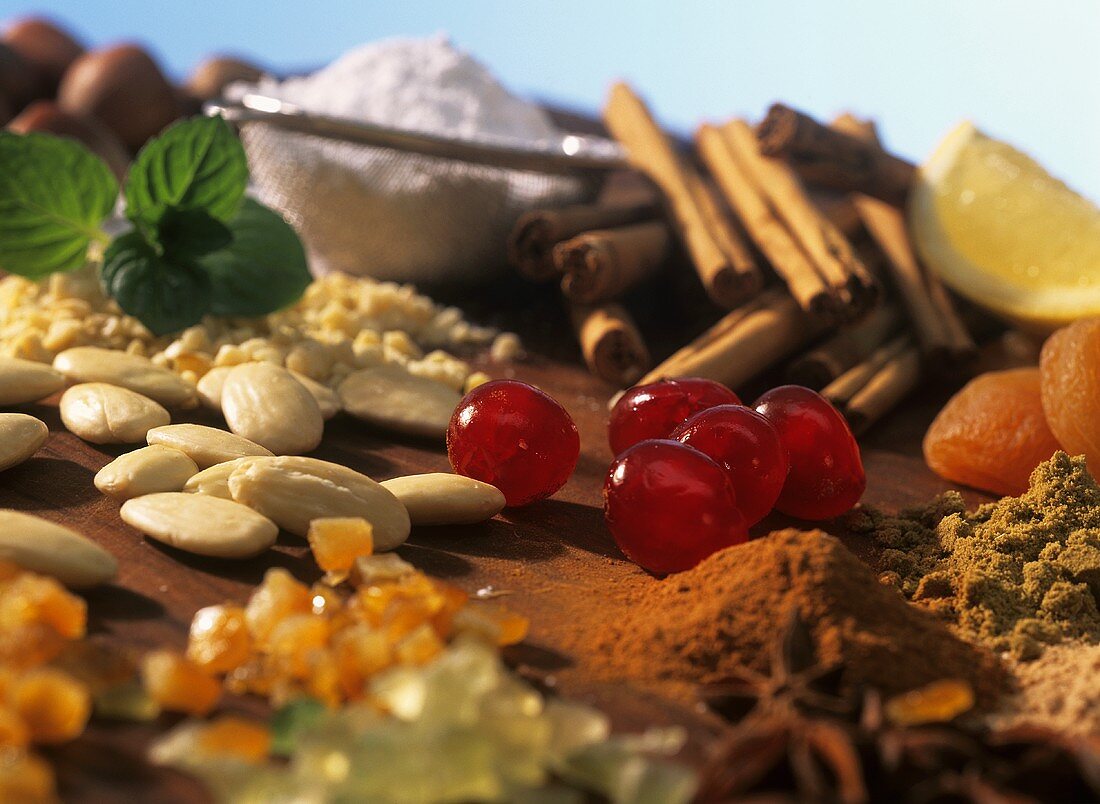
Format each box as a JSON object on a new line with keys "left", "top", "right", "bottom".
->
{"left": 847, "top": 452, "right": 1100, "bottom": 660}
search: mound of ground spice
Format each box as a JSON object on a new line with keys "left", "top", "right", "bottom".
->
{"left": 849, "top": 452, "right": 1100, "bottom": 660}
{"left": 588, "top": 528, "right": 1005, "bottom": 704}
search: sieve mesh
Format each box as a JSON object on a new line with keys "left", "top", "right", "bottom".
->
{"left": 239, "top": 121, "right": 606, "bottom": 286}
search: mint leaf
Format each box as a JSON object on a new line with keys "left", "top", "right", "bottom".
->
{"left": 156, "top": 209, "right": 232, "bottom": 260}
{"left": 124, "top": 115, "right": 248, "bottom": 228}
{"left": 0, "top": 132, "right": 117, "bottom": 278}
{"left": 198, "top": 199, "right": 311, "bottom": 317}
{"left": 102, "top": 231, "right": 212, "bottom": 336}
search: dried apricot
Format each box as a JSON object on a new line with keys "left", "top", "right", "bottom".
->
{"left": 1040, "top": 318, "right": 1100, "bottom": 470}
{"left": 923, "top": 368, "right": 1061, "bottom": 495}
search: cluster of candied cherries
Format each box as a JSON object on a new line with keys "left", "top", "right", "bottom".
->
{"left": 605, "top": 378, "right": 866, "bottom": 574}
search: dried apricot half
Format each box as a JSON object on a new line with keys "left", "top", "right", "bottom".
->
{"left": 1040, "top": 318, "right": 1100, "bottom": 471}
{"left": 923, "top": 368, "right": 1061, "bottom": 495}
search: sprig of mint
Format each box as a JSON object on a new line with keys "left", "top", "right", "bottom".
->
{"left": 0, "top": 116, "right": 311, "bottom": 335}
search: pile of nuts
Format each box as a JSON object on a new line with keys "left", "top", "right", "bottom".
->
{"left": 0, "top": 268, "right": 513, "bottom": 395}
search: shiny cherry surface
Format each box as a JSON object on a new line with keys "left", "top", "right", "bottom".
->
{"left": 447, "top": 380, "right": 580, "bottom": 507}
{"left": 753, "top": 385, "right": 865, "bottom": 520}
{"left": 608, "top": 378, "right": 741, "bottom": 455}
{"left": 603, "top": 439, "right": 749, "bottom": 575}
{"left": 672, "top": 404, "right": 789, "bottom": 526}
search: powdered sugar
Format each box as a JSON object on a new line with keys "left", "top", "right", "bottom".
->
{"left": 239, "top": 34, "right": 558, "bottom": 145}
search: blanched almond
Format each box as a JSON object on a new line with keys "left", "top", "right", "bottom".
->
{"left": 338, "top": 365, "right": 460, "bottom": 439}
{"left": 60, "top": 383, "right": 170, "bottom": 444}
{"left": 182, "top": 456, "right": 273, "bottom": 499}
{"left": 221, "top": 363, "right": 323, "bottom": 455}
{"left": 198, "top": 364, "right": 338, "bottom": 421}
{"left": 53, "top": 347, "right": 196, "bottom": 407}
{"left": 120, "top": 492, "right": 277, "bottom": 559}
{"left": 0, "top": 413, "right": 48, "bottom": 471}
{"left": 0, "top": 356, "right": 65, "bottom": 405}
{"left": 380, "top": 473, "right": 505, "bottom": 526}
{"left": 94, "top": 445, "right": 199, "bottom": 501}
{"left": 0, "top": 510, "right": 118, "bottom": 587}
{"left": 195, "top": 366, "right": 232, "bottom": 412}
{"left": 147, "top": 424, "right": 273, "bottom": 469}
{"left": 228, "top": 455, "right": 410, "bottom": 550}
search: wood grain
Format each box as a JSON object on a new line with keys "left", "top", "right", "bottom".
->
{"left": 0, "top": 314, "right": 994, "bottom": 802}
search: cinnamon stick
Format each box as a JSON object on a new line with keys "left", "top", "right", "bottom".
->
{"left": 637, "top": 288, "right": 826, "bottom": 391}
{"left": 821, "top": 334, "right": 912, "bottom": 409}
{"left": 722, "top": 119, "right": 877, "bottom": 317}
{"left": 843, "top": 344, "right": 922, "bottom": 434}
{"left": 785, "top": 302, "right": 902, "bottom": 389}
{"left": 569, "top": 301, "right": 652, "bottom": 386}
{"left": 507, "top": 200, "right": 661, "bottom": 281}
{"left": 756, "top": 103, "right": 915, "bottom": 206}
{"left": 831, "top": 115, "right": 975, "bottom": 361}
{"left": 696, "top": 123, "right": 835, "bottom": 321}
{"left": 603, "top": 83, "right": 763, "bottom": 308}
{"left": 555, "top": 220, "right": 671, "bottom": 304}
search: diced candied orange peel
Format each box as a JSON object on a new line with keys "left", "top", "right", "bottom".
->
{"left": 307, "top": 517, "right": 374, "bottom": 577}
{"left": 195, "top": 715, "right": 271, "bottom": 763}
{"left": 141, "top": 650, "right": 221, "bottom": 716}
{"left": 187, "top": 604, "right": 251, "bottom": 674}
{"left": 12, "top": 667, "right": 91, "bottom": 744}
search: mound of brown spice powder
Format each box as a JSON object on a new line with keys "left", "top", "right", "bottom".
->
{"left": 848, "top": 452, "right": 1100, "bottom": 660}
{"left": 588, "top": 528, "right": 1005, "bottom": 704}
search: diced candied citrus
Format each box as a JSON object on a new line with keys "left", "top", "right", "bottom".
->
{"left": 0, "top": 749, "right": 56, "bottom": 803}
{"left": 187, "top": 605, "right": 251, "bottom": 674}
{"left": 224, "top": 658, "right": 276, "bottom": 698}
{"left": 452, "top": 605, "right": 530, "bottom": 646}
{"left": 267, "top": 615, "right": 331, "bottom": 679}
{"left": 1040, "top": 318, "right": 1100, "bottom": 470}
{"left": 885, "top": 679, "right": 975, "bottom": 725}
{"left": 0, "top": 575, "right": 86, "bottom": 639}
{"left": 427, "top": 581, "right": 469, "bottom": 637}
{"left": 394, "top": 623, "right": 445, "bottom": 665}
{"left": 195, "top": 715, "right": 271, "bottom": 763}
{"left": 0, "top": 705, "right": 29, "bottom": 748}
{"left": 13, "top": 668, "right": 91, "bottom": 744}
{"left": 308, "top": 583, "right": 343, "bottom": 618}
{"left": 923, "top": 368, "right": 1061, "bottom": 495}
{"left": 245, "top": 568, "right": 313, "bottom": 645}
{"left": 141, "top": 650, "right": 221, "bottom": 716}
{"left": 332, "top": 623, "right": 392, "bottom": 698}
{"left": 351, "top": 553, "right": 415, "bottom": 586}
{"left": 303, "top": 649, "right": 342, "bottom": 708}
{"left": 308, "top": 517, "right": 374, "bottom": 576}
{"left": 0, "top": 624, "right": 66, "bottom": 669}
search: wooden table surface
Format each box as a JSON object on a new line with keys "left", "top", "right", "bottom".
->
{"left": 1, "top": 281, "right": 1004, "bottom": 803}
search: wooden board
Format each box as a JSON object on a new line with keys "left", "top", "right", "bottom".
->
{"left": 1, "top": 293, "right": 1000, "bottom": 802}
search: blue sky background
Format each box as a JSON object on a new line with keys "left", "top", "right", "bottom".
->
{"left": 9, "top": 0, "right": 1099, "bottom": 199}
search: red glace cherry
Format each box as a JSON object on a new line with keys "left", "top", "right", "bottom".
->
{"left": 671, "top": 404, "right": 789, "bottom": 526}
{"left": 753, "top": 385, "right": 865, "bottom": 520}
{"left": 608, "top": 378, "right": 740, "bottom": 455}
{"left": 447, "top": 379, "right": 580, "bottom": 507}
{"left": 603, "top": 439, "right": 749, "bottom": 575}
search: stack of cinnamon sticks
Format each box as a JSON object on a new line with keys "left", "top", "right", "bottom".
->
{"left": 507, "top": 87, "right": 978, "bottom": 434}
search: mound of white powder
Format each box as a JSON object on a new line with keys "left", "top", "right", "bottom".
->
{"left": 239, "top": 34, "right": 558, "bottom": 145}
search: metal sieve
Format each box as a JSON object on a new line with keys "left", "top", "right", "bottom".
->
{"left": 207, "top": 95, "right": 627, "bottom": 286}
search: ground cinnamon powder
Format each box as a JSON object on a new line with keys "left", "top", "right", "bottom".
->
{"left": 585, "top": 528, "right": 1005, "bottom": 704}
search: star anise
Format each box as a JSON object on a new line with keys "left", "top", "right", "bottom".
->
{"left": 697, "top": 609, "right": 868, "bottom": 803}
{"left": 701, "top": 607, "right": 855, "bottom": 723}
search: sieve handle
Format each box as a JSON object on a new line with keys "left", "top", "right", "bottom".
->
{"left": 206, "top": 96, "right": 628, "bottom": 175}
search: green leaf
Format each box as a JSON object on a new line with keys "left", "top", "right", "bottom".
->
{"left": 198, "top": 198, "right": 311, "bottom": 317}
{"left": 101, "top": 231, "right": 212, "bottom": 336}
{"left": 0, "top": 131, "right": 117, "bottom": 278}
{"left": 156, "top": 208, "right": 232, "bottom": 260}
{"left": 124, "top": 115, "right": 248, "bottom": 228}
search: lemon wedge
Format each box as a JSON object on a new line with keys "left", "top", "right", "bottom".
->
{"left": 909, "top": 122, "right": 1100, "bottom": 331}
